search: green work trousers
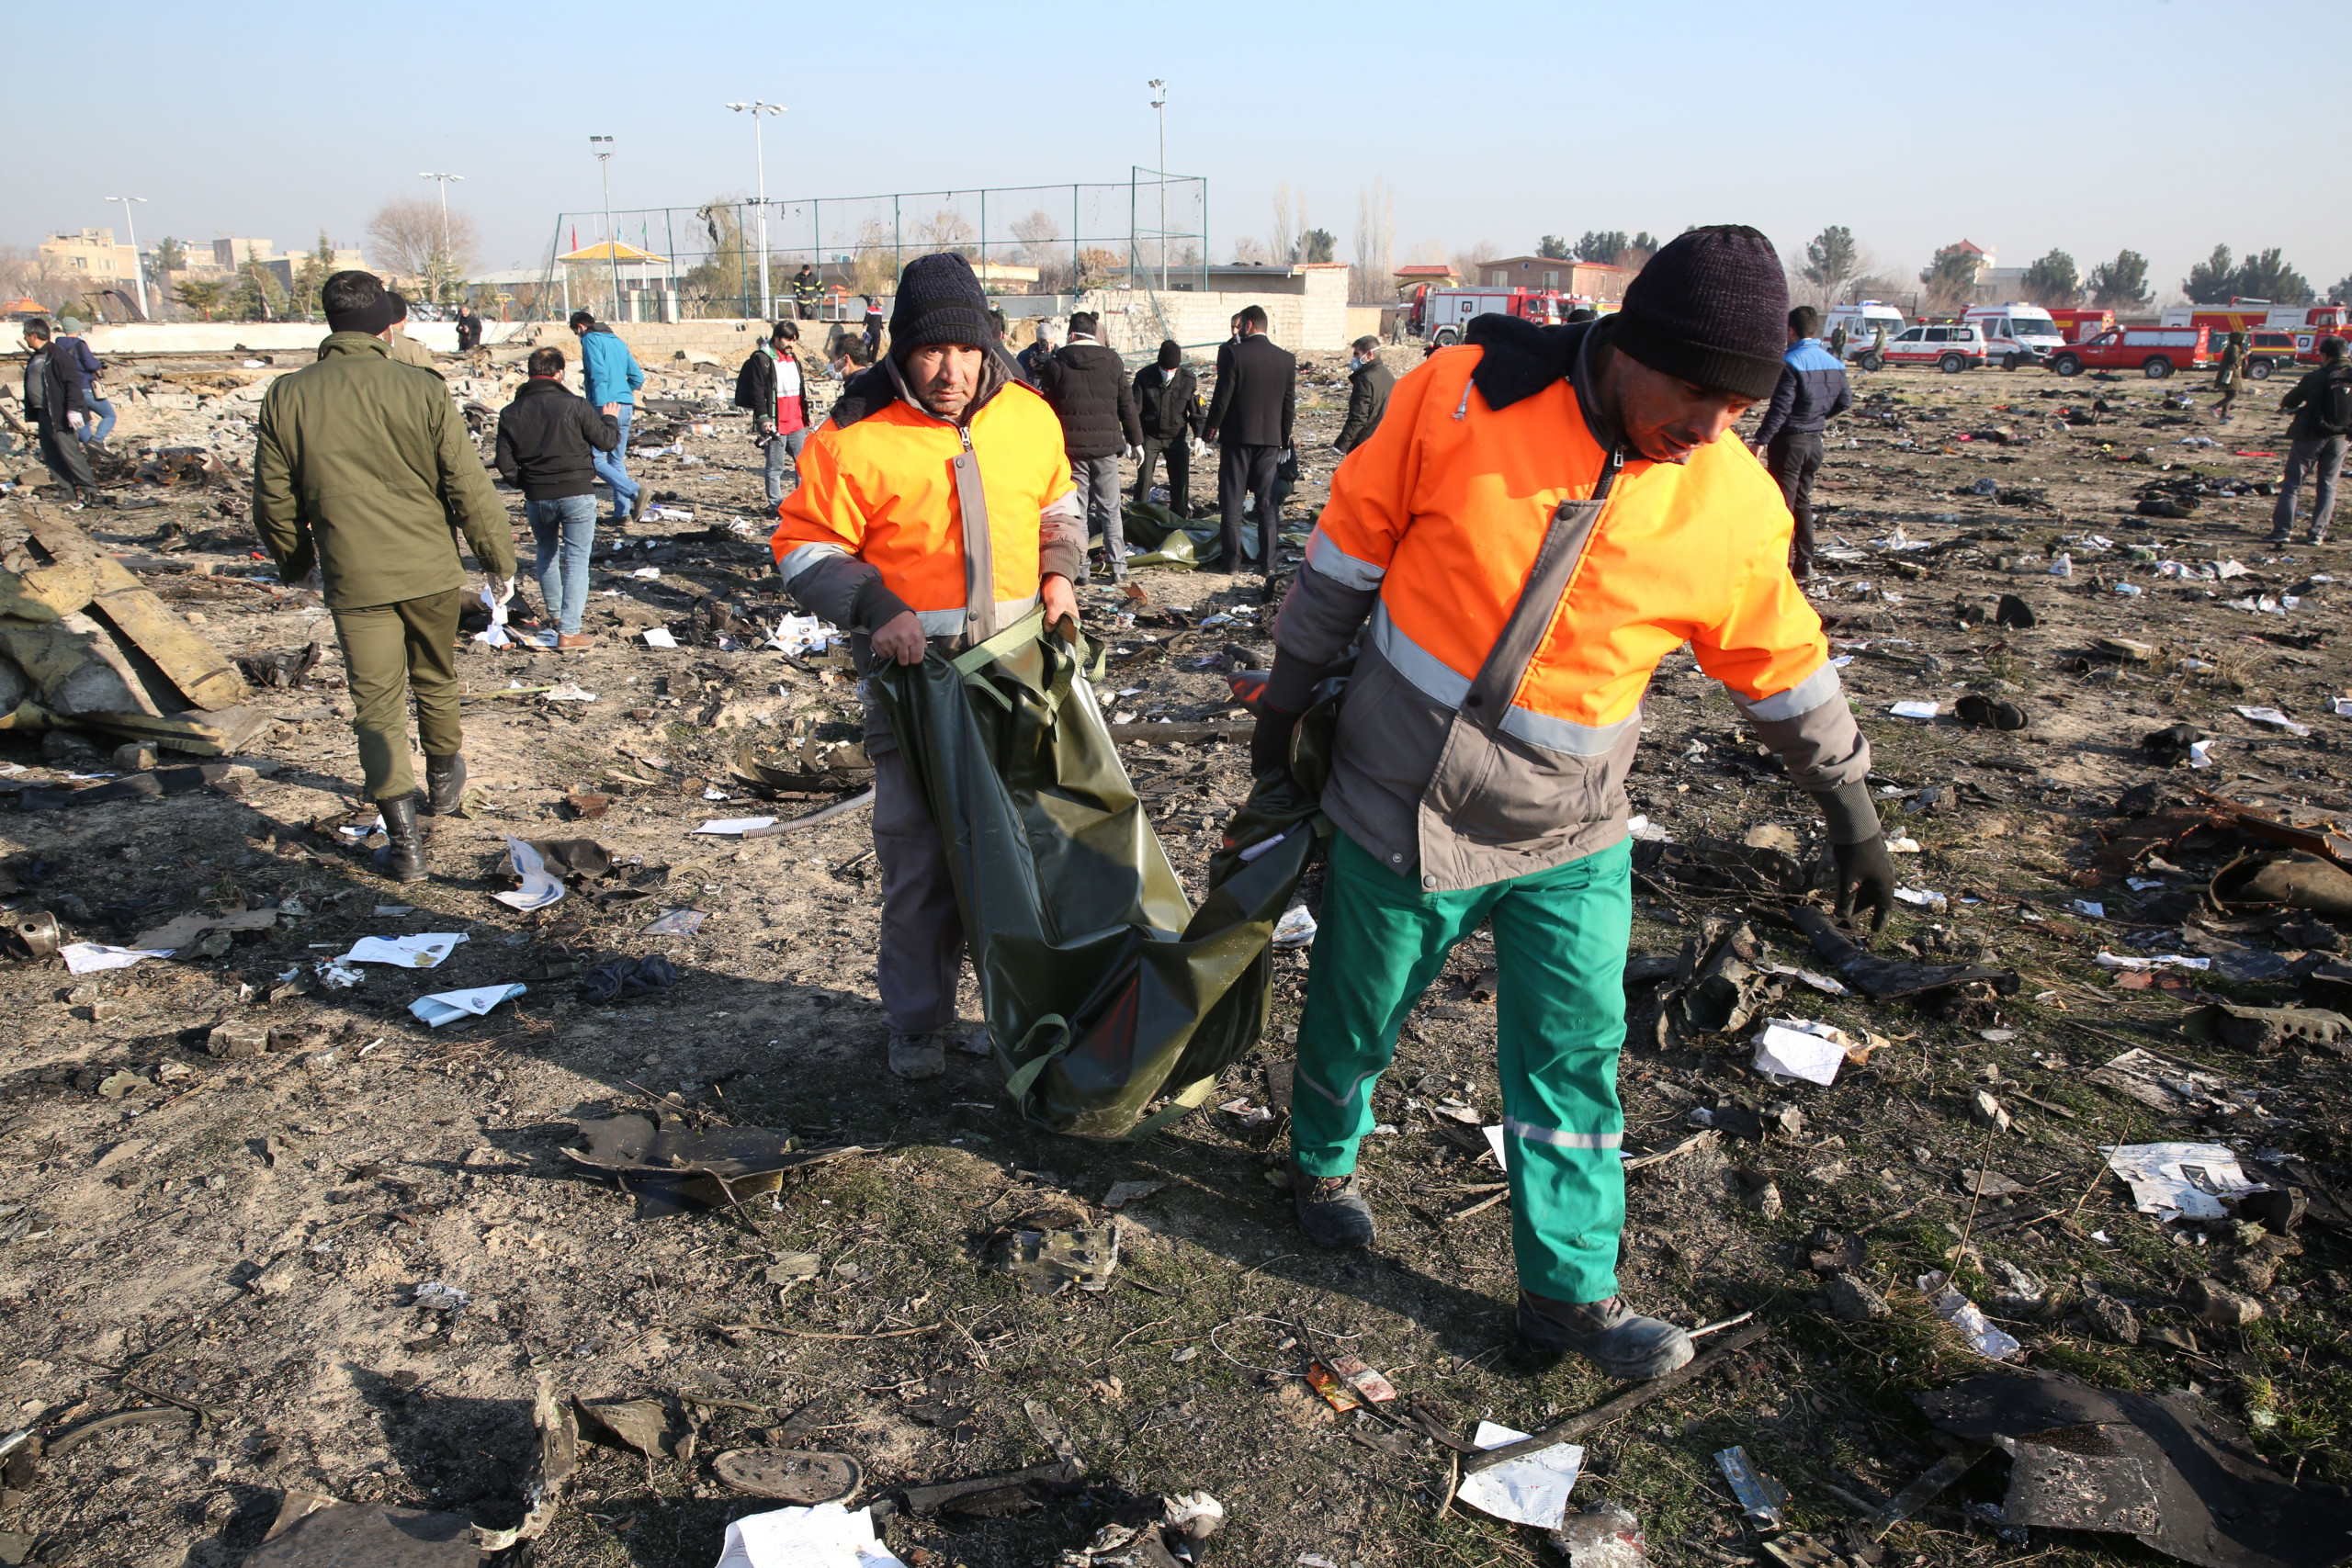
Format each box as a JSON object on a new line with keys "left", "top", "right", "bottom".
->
{"left": 1291, "top": 831, "right": 1634, "bottom": 1302}
{"left": 331, "top": 589, "right": 463, "bottom": 801}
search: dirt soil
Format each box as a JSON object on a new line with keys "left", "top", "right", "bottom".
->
{"left": 2, "top": 344, "right": 2350, "bottom": 1568}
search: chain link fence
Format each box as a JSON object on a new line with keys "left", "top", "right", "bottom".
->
{"left": 500, "top": 172, "right": 1206, "bottom": 324}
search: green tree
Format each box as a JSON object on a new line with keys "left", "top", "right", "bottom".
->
{"left": 174, "top": 278, "right": 228, "bottom": 321}
{"left": 153, "top": 236, "right": 186, "bottom": 274}
{"left": 2019, "top": 248, "right": 2080, "bottom": 307}
{"left": 2233, "top": 248, "right": 2313, "bottom": 304}
{"left": 1537, "top": 234, "right": 1571, "bottom": 259}
{"left": 291, "top": 231, "right": 334, "bottom": 321}
{"left": 1919, "top": 242, "right": 1983, "bottom": 309}
{"left": 1800, "top": 225, "right": 1859, "bottom": 303}
{"left": 2086, "top": 249, "right": 2152, "bottom": 308}
{"left": 1576, "top": 230, "right": 1629, "bottom": 263}
{"left": 230, "top": 243, "right": 288, "bottom": 321}
{"left": 2330, "top": 274, "right": 2352, "bottom": 307}
{"left": 2184, "top": 244, "right": 2236, "bottom": 303}
{"left": 1630, "top": 231, "right": 1661, "bottom": 255}
{"left": 1299, "top": 228, "right": 1338, "bottom": 264}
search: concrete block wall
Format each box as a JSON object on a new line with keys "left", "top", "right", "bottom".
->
{"left": 1070, "top": 273, "right": 1353, "bottom": 358}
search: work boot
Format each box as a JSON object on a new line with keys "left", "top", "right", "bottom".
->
{"left": 372, "top": 795, "right": 428, "bottom": 883}
{"left": 887, "top": 1032, "right": 946, "bottom": 1081}
{"left": 630, "top": 484, "right": 653, "bottom": 523}
{"left": 1517, "top": 1291, "right": 1694, "bottom": 1381}
{"left": 422, "top": 753, "right": 467, "bottom": 816}
{"left": 1291, "top": 1167, "right": 1376, "bottom": 1249}
{"left": 556, "top": 632, "right": 594, "bottom": 650}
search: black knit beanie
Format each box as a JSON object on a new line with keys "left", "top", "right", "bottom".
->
{"left": 1611, "top": 226, "right": 1788, "bottom": 401}
{"left": 888, "top": 253, "right": 993, "bottom": 362}
{"left": 1157, "top": 339, "right": 1181, "bottom": 369}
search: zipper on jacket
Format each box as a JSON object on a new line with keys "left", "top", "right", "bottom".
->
{"left": 1592, "top": 446, "right": 1624, "bottom": 502}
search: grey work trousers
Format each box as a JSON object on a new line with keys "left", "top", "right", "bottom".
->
{"left": 2272, "top": 435, "right": 2347, "bottom": 543}
{"left": 864, "top": 701, "right": 965, "bottom": 1037}
{"left": 1072, "top": 453, "right": 1125, "bottom": 579}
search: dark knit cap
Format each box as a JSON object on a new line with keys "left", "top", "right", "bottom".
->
{"left": 1157, "top": 339, "right": 1181, "bottom": 369}
{"left": 888, "top": 253, "right": 993, "bottom": 361}
{"left": 1611, "top": 225, "right": 1788, "bottom": 400}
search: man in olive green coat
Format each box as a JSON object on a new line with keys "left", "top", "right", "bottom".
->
{"left": 253, "top": 271, "right": 514, "bottom": 881}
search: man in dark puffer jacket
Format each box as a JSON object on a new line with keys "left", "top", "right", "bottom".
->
{"left": 1037, "top": 311, "right": 1143, "bottom": 581}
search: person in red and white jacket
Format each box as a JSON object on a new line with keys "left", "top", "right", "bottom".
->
{"left": 734, "top": 320, "right": 816, "bottom": 508}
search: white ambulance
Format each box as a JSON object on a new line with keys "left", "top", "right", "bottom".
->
{"left": 1962, "top": 303, "right": 2067, "bottom": 369}
{"left": 1825, "top": 302, "right": 1906, "bottom": 367}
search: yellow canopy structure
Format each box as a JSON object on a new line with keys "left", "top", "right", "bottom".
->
{"left": 558, "top": 240, "right": 669, "bottom": 265}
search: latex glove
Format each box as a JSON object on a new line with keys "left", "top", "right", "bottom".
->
{"left": 1833, "top": 833, "right": 1898, "bottom": 933}
{"left": 1280, "top": 448, "right": 1295, "bottom": 464}
{"left": 489, "top": 575, "right": 515, "bottom": 606}
{"left": 1126, "top": 445, "right": 1143, "bottom": 462}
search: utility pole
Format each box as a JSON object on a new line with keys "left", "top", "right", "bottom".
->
{"left": 726, "top": 101, "right": 786, "bottom": 321}
{"left": 104, "top": 195, "right": 149, "bottom": 321}
{"left": 590, "top": 137, "right": 619, "bottom": 321}
{"left": 1148, "top": 80, "right": 1168, "bottom": 291}
{"left": 418, "top": 172, "right": 463, "bottom": 303}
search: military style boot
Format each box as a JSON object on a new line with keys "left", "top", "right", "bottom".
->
{"left": 423, "top": 753, "right": 467, "bottom": 816}
{"left": 373, "top": 795, "right": 427, "bottom": 883}
{"left": 1517, "top": 1292, "right": 1693, "bottom": 1381}
{"left": 1291, "top": 1167, "right": 1376, "bottom": 1248}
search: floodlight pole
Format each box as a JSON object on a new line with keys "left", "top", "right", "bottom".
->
{"left": 105, "top": 196, "right": 149, "bottom": 320}
{"left": 591, "top": 138, "right": 619, "bottom": 320}
{"left": 418, "top": 173, "right": 462, "bottom": 302}
{"left": 727, "top": 102, "right": 786, "bottom": 320}
{"left": 1148, "top": 80, "right": 1168, "bottom": 290}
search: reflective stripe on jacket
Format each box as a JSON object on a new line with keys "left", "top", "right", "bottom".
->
{"left": 1274, "top": 314, "right": 1869, "bottom": 892}
{"left": 770, "top": 352, "right": 1083, "bottom": 649}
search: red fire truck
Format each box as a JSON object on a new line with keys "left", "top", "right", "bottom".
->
{"left": 2046, "top": 308, "right": 2115, "bottom": 344}
{"left": 2159, "top": 299, "right": 2348, "bottom": 336}
{"left": 1403, "top": 285, "right": 1570, "bottom": 346}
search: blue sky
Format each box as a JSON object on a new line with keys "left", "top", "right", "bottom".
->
{"left": 14, "top": 0, "right": 2344, "bottom": 301}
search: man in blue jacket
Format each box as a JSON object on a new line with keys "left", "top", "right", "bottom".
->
{"left": 569, "top": 310, "right": 649, "bottom": 521}
{"left": 1750, "top": 305, "right": 1850, "bottom": 584}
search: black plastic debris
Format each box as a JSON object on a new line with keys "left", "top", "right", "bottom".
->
{"left": 1792, "top": 907, "right": 2021, "bottom": 999}
{"left": 576, "top": 953, "right": 680, "bottom": 1004}
{"left": 526, "top": 839, "right": 613, "bottom": 880}
{"left": 2142, "top": 725, "right": 2205, "bottom": 768}
{"left": 563, "top": 1111, "right": 864, "bottom": 1214}
{"left": 1916, "top": 1372, "right": 2352, "bottom": 1568}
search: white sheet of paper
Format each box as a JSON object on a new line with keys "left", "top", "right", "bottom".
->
{"left": 339, "top": 932, "right": 469, "bottom": 968}
{"left": 411, "top": 983, "right": 528, "bottom": 1028}
{"left": 1889, "top": 701, "right": 1939, "bottom": 719}
{"left": 62, "top": 942, "right": 173, "bottom": 974}
{"left": 694, "top": 817, "right": 776, "bottom": 836}
{"left": 1751, "top": 1019, "right": 1851, "bottom": 1086}
{"left": 642, "top": 626, "right": 678, "bottom": 649}
{"left": 1483, "top": 1124, "right": 1508, "bottom": 1171}
{"left": 1454, "top": 1420, "right": 1584, "bottom": 1529}
{"left": 715, "top": 1503, "right": 908, "bottom": 1568}
{"left": 492, "top": 838, "right": 566, "bottom": 912}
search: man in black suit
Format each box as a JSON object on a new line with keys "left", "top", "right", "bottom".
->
{"left": 1203, "top": 304, "right": 1296, "bottom": 587}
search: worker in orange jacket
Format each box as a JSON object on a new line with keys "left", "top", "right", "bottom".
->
{"left": 773, "top": 253, "right": 1086, "bottom": 1080}
{"left": 1253, "top": 227, "right": 1897, "bottom": 1381}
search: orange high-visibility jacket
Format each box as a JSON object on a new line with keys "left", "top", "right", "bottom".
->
{"left": 1272, "top": 317, "right": 1871, "bottom": 891}
{"left": 772, "top": 356, "right": 1083, "bottom": 649}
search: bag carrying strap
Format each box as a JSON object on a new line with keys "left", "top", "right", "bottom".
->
{"left": 1456, "top": 447, "right": 1624, "bottom": 736}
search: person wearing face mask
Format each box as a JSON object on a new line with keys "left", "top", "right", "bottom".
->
{"left": 1333, "top": 336, "right": 1394, "bottom": 456}
{"left": 1254, "top": 227, "right": 1892, "bottom": 1382}
{"left": 770, "top": 253, "right": 1086, "bottom": 1082}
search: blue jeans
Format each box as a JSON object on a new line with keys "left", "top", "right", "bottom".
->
{"left": 78, "top": 393, "right": 116, "bottom": 446}
{"left": 763, "top": 427, "right": 807, "bottom": 506}
{"left": 526, "top": 494, "right": 598, "bottom": 635}
{"left": 594, "top": 404, "right": 638, "bottom": 516}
